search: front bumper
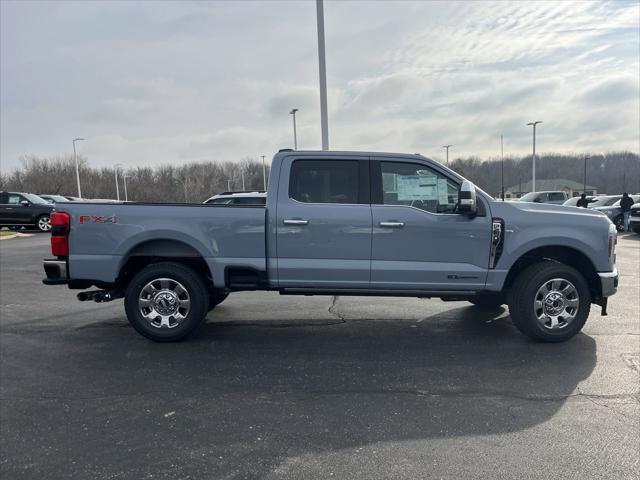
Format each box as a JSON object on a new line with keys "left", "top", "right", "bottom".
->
{"left": 43, "top": 259, "right": 69, "bottom": 285}
{"left": 598, "top": 269, "right": 618, "bottom": 298}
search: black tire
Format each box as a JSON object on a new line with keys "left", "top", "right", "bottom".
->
{"left": 468, "top": 294, "right": 504, "bottom": 309}
{"left": 613, "top": 215, "right": 625, "bottom": 232}
{"left": 208, "top": 292, "right": 228, "bottom": 311}
{"left": 508, "top": 261, "right": 591, "bottom": 342}
{"left": 124, "top": 262, "right": 209, "bottom": 342}
{"left": 35, "top": 214, "right": 51, "bottom": 232}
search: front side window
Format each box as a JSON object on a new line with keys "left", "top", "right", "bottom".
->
{"left": 7, "top": 194, "right": 24, "bottom": 204}
{"left": 549, "top": 192, "right": 565, "bottom": 201}
{"left": 289, "top": 160, "right": 359, "bottom": 204}
{"left": 379, "top": 162, "right": 459, "bottom": 214}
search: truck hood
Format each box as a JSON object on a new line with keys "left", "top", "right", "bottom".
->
{"left": 490, "top": 200, "right": 609, "bottom": 221}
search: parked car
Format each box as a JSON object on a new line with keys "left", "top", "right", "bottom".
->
{"left": 519, "top": 191, "right": 568, "bottom": 204}
{"left": 629, "top": 204, "right": 640, "bottom": 234}
{"left": 562, "top": 195, "right": 595, "bottom": 207}
{"left": 204, "top": 191, "right": 267, "bottom": 205}
{"left": 43, "top": 150, "right": 618, "bottom": 343}
{"left": 38, "top": 194, "right": 71, "bottom": 204}
{"left": 64, "top": 196, "right": 82, "bottom": 201}
{"left": 593, "top": 195, "right": 640, "bottom": 231}
{"left": 0, "top": 192, "right": 54, "bottom": 232}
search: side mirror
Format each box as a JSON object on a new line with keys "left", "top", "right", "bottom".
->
{"left": 458, "top": 181, "right": 477, "bottom": 216}
{"left": 20, "top": 200, "right": 30, "bottom": 206}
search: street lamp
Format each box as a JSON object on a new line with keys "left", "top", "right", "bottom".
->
{"left": 114, "top": 164, "right": 123, "bottom": 201}
{"left": 72, "top": 137, "right": 84, "bottom": 198}
{"left": 500, "top": 135, "right": 505, "bottom": 201}
{"left": 261, "top": 155, "right": 267, "bottom": 190}
{"left": 123, "top": 175, "right": 131, "bottom": 202}
{"left": 583, "top": 155, "right": 590, "bottom": 194}
{"left": 442, "top": 144, "right": 453, "bottom": 165}
{"left": 289, "top": 108, "right": 299, "bottom": 150}
{"left": 316, "top": 0, "right": 329, "bottom": 150}
{"left": 526, "top": 121, "right": 542, "bottom": 192}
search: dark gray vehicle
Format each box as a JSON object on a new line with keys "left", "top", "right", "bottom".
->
{"left": 0, "top": 192, "right": 54, "bottom": 232}
{"left": 43, "top": 151, "right": 618, "bottom": 343}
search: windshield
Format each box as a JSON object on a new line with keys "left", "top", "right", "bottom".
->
{"left": 23, "top": 193, "right": 49, "bottom": 205}
{"left": 519, "top": 192, "right": 540, "bottom": 202}
{"left": 589, "top": 196, "right": 620, "bottom": 207}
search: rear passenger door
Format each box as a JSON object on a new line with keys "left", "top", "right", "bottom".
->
{"left": 2, "top": 193, "right": 30, "bottom": 224}
{"left": 275, "top": 156, "right": 371, "bottom": 288}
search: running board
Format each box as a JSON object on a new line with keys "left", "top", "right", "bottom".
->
{"left": 280, "top": 288, "right": 478, "bottom": 298}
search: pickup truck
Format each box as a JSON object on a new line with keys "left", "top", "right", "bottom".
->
{"left": 43, "top": 150, "right": 618, "bottom": 343}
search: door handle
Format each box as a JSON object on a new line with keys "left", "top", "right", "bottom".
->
{"left": 379, "top": 221, "right": 405, "bottom": 228}
{"left": 283, "top": 219, "right": 309, "bottom": 225}
{"left": 5, "top": 207, "right": 13, "bottom": 210}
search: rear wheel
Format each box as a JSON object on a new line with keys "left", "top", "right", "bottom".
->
{"left": 36, "top": 215, "right": 51, "bottom": 232}
{"left": 508, "top": 261, "right": 591, "bottom": 342}
{"left": 124, "top": 262, "right": 209, "bottom": 342}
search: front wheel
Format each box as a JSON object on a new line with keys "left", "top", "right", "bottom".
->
{"left": 613, "top": 215, "right": 625, "bottom": 232}
{"left": 508, "top": 261, "right": 591, "bottom": 342}
{"left": 36, "top": 215, "right": 51, "bottom": 232}
{"left": 124, "top": 262, "right": 209, "bottom": 342}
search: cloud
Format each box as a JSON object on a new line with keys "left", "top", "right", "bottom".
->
{"left": 1, "top": 0, "right": 638, "bottom": 171}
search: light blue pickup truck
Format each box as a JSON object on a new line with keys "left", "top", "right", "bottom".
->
{"left": 43, "top": 150, "right": 618, "bottom": 343}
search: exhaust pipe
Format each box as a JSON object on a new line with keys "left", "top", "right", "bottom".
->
{"left": 77, "top": 290, "right": 122, "bottom": 303}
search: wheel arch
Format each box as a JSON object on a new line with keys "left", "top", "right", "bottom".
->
{"left": 503, "top": 245, "right": 601, "bottom": 300}
{"left": 116, "top": 238, "right": 215, "bottom": 292}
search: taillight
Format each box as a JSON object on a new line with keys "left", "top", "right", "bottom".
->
{"left": 50, "top": 211, "right": 70, "bottom": 257}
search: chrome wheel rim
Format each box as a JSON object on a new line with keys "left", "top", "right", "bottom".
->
{"left": 138, "top": 278, "right": 191, "bottom": 329}
{"left": 38, "top": 216, "right": 51, "bottom": 231}
{"left": 534, "top": 278, "right": 579, "bottom": 330}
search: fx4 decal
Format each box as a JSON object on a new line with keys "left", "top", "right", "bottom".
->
{"left": 79, "top": 215, "right": 117, "bottom": 224}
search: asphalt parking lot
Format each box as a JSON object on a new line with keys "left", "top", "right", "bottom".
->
{"left": 1, "top": 234, "right": 638, "bottom": 480}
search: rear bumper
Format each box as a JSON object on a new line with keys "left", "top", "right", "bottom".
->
{"left": 598, "top": 269, "right": 618, "bottom": 298}
{"left": 43, "top": 259, "right": 69, "bottom": 285}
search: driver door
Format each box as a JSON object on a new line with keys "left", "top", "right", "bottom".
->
{"left": 370, "top": 158, "right": 491, "bottom": 291}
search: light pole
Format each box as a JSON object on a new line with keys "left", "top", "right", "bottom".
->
{"left": 72, "top": 138, "right": 84, "bottom": 198}
{"left": 114, "top": 164, "right": 122, "bottom": 201}
{"left": 241, "top": 171, "right": 246, "bottom": 191}
{"left": 123, "top": 175, "right": 130, "bottom": 202}
{"left": 227, "top": 179, "right": 232, "bottom": 191}
{"left": 316, "top": 0, "right": 329, "bottom": 150}
{"left": 290, "top": 108, "right": 299, "bottom": 150}
{"left": 442, "top": 145, "right": 452, "bottom": 165}
{"left": 501, "top": 135, "right": 505, "bottom": 201}
{"left": 261, "top": 155, "right": 267, "bottom": 190}
{"left": 583, "top": 155, "right": 590, "bottom": 194}
{"left": 526, "top": 121, "right": 542, "bottom": 192}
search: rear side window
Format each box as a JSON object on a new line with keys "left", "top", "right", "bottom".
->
{"left": 548, "top": 192, "right": 565, "bottom": 201}
{"left": 289, "top": 160, "right": 359, "bottom": 204}
{"left": 232, "top": 197, "right": 266, "bottom": 205}
{"left": 7, "top": 194, "right": 24, "bottom": 204}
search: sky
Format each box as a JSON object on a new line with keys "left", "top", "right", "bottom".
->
{"left": 1, "top": 0, "right": 638, "bottom": 172}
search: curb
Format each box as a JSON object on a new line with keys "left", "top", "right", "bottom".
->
{"left": 0, "top": 232, "right": 35, "bottom": 241}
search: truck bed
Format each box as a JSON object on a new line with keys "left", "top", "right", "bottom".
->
{"left": 58, "top": 202, "right": 266, "bottom": 287}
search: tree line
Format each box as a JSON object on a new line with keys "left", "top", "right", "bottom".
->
{"left": 1, "top": 151, "right": 638, "bottom": 202}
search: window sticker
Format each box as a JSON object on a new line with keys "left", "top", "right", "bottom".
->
{"left": 438, "top": 179, "right": 450, "bottom": 204}
{"left": 397, "top": 174, "right": 438, "bottom": 201}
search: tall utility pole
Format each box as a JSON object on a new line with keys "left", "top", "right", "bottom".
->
{"left": 290, "top": 108, "right": 299, "bottom": 150}
{"left": 501, "top": 135, "right": 505, "bottom": 200}
{"left": 316, "top": 0, "right": 329, "bottom": 150}
{"left": 526, "top": 121, "right": 542, "bottom": 192}
{"left": 583, "top": 155, "right": 590, "bottom": 194}
{"left": 72, "top": 138, "right": 84, "bottom": 198}
{"left": 227, "top": 179, "right": 232, "bottom": 191}
{"left": 261, "top": 155, "right": 267, "bottom": 190}
{"left": 114, "top": 164, "right": 122, "bottom": 201}
{"left": 442, "top": 145, "right": 452, "bottom": 165}
{"left": 241, "top": 171, "right": 246, "bottom": 191}
{"left": 123, "top": 175, "right": 130, "bottom": 202}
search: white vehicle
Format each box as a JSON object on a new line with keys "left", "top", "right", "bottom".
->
{"left": 204, "top": 191, "right": 266, "bottom": 206}
{"left": 519, "top": 191, "right": 568, "bottom": 205}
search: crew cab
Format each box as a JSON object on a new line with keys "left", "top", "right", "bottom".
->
{"left": 43, "top": 151, "right": 618, "bottom": 343}
{"left": 1, "top": 191, "right": 54, "bottom": 232}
